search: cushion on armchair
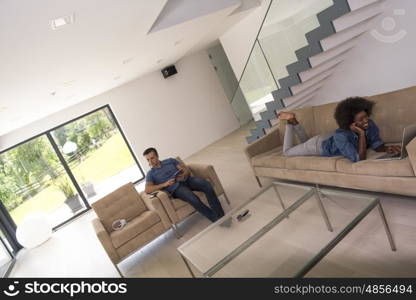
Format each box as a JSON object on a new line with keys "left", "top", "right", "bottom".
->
{"left": 110, "top": 211, "right": 161, "bottom": 248}
{"left": 91, "top": 183, "right": 147, "bottom": 233}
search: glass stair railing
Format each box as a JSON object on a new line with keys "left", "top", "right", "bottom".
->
{"left": 227, "top": 0, "right": 383, "bottom": 143}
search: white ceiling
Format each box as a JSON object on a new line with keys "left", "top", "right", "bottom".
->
{"left": 0, "top": 0, "right": 260, "bottom": 137}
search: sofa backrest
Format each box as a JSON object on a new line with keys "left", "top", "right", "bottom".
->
{"left": 279, "top": 85, "right": 416, "bottom": 144}
{"left": 279, "top": 106, "right": 316, "bottom": 144}
{"left": 367, "top": 86, "right": 416, "bottom": 143}
{"left": 312, "top": 102, "right": 338, "bottom": 135}
{"left": 91, "top": 182, "right": 147, "bottom": 233}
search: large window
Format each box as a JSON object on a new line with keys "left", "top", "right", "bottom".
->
{"left": 50, "top": 107, "right": 143, "bottom": 204}
{"left": 0, "top": 105, "right": 144, "bottom": 236}
{"left": 0, "top": 135, "right": 87, "bottom": 228}
{"left": 0, "top": 227, "right": 15, "bottom": 278}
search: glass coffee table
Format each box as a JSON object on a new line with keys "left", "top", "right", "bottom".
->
{"left": 177, "top": 181, "right": 396, "bottom": 277}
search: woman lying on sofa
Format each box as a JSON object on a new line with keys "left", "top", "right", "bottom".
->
{"left": 280, "top": 97, "right": 401, "bottom": 162}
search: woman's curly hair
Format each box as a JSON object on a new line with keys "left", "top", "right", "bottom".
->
{"left": 334, "top": 97, "right": 375, "bottom": 130}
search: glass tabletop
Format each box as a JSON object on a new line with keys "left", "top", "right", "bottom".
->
{"left": 178, "top": 181, "right": 379, "bottom": 277}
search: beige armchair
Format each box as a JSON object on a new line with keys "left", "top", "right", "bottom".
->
{"left": 141, "top": 159, "right": 230, "bottom": 235}
{"left": 91, "top": 182, "right": 171, "bottom": 277}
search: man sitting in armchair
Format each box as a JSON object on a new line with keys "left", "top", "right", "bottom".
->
{"left": 143, "top": 147, "right": 225, "bottom": 222}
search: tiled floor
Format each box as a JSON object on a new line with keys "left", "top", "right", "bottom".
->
{"left": 10, "top": 123, "right": 416, "bottom": 277}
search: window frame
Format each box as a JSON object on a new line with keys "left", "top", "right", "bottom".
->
{"left": 0, "top": 104, "right": 145, "bottom": 239}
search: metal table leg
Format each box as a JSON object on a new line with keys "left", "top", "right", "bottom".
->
{"left": 223, "top": 193, "right": 231, "bottom": 205}
{"left": 273, "top": 185, "right": 287, "bottom": 210}
{"left": 314, "top": 186, "right": 333, "bottom": 232}
{"left": 180, "top": 253, "right": 196, "bottom": 278}
{"left": 377, "top": 202, "right": 397, "bottom": 251}
{"left": 273, "top": 185, "right": 289, "bottom": 218}
{"left": 171, "top": 224, "right": 182, "bottom": 239}
{"left": 255, "top": 176, "right": 262, "bottom": 187}
{"left": 114, "top": 264, "right": 124, "bottom": 278}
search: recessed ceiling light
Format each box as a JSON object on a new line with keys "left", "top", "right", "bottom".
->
{"left": 50, "top": 13, "right": 75, "bottom": 30}
{"left": 122, "top": 58, "right": 133, "bottom": 64}
{"left": 50, "top": 91, "right": 56, "bottom": 96}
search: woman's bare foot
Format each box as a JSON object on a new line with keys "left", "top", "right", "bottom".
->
{"left": 277, "top": 111, "right": 298, "bottom": 125}
{"left": 277, "top": 111, "right": 295, "bottom": 120}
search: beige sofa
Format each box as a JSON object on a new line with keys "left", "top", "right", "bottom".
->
{"left": 91, "top": 182, "right": 171, "bottom": 277}
{"left": 245, "top": 86, "right": 416, "bottom": 196}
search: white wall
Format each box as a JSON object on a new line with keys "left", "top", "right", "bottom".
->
{"left": 309, "top": 0, "right": 416, "bottom": 106}
{"left": 220, "top": 0, "right": 271, "bottom": 79}
{"left": 0, "top": 50, "right": 239, "bottom": 172}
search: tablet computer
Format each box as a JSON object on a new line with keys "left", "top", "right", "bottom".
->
{"left": 170, "top": 169, "right": 183, "bottom": 179}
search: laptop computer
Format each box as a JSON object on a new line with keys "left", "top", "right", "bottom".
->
{"left": 374, "top": 124, "right": 416, "bottom": 161}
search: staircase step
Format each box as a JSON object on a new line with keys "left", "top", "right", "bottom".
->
{"left": 246, "top": 135, "right": 259, "bottom": 144}
{"left": 299, "top": 53, "right": 347, "bottom": 83}
{"left": 278, "top": 74, "right": 300, "bottom": 88}
{"left": 309, "top": 36, "right": 358, "bottom": 67}
{"left": 347, "top": 0, "right": 380, "bottom": 11}
{"left": 295, "top": 44, "right": 322, "bottom": 61}
{"left": 253, "top": 113, "right": 262, "bottom": 122}
{"left": 272, "top": 88, "right": 292, "bottom": 101}
{"left": 317, "top": 0, "right": 351, "bottom": 26}
{"left": 333, "top": 1, "right": 382, "bottom": 32}
{"left": 255, "top": 119, "right": 271, "bottom": 129}
{"left": 265, "top": 99, "right": 285, "bottom": 113}
{"left": 283, "top": 82, "right": 327, "bottom": 107}
{"left": 305, "top": 25, "right": 336, "bottom": 46}
{"left": 286, "top": 94, "right": 316, "bottom": 110}
{"left": 251, "top": 128, "right": 265, "bottom": 137}
{"left": 260, "top": 109, "right": 278, "bottom": 121}
{"left": 286, "top": 59, "right": 311, "bottom": 77}
{"left": 321, "top": 17, "right": 374, "bottom": 50}
{"left": 294, "top": 67, "right": 340, "bottom": 95}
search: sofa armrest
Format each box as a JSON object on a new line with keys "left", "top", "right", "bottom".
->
{"left": 140, "top": 192, "right": 172, "bottom": 229}
{"left": 244, "top": 127, "right": 281, "bottom": 160}
{"left": 187, "top": 163, "right": 225, "bottom": 196}
{"left": 142, "top": 190, "right": 179, "bottom": 224}
{"left": 406, "top": 137, "right": 416, "bottom": 175}
{"left": 92, "top": 218, "right": 120, "bottom": 265}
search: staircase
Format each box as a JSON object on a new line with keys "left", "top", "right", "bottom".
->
{"left": 245, "top": 0, "right": 383, "bottom": 143}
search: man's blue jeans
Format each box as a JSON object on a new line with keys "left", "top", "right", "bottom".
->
{"left": 172, "top": 176, "right": 224, "bottom": 222}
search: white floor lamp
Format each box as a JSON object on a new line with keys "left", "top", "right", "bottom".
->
{"left": 16, "top": 213, "right": 52, "bottom": 249}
